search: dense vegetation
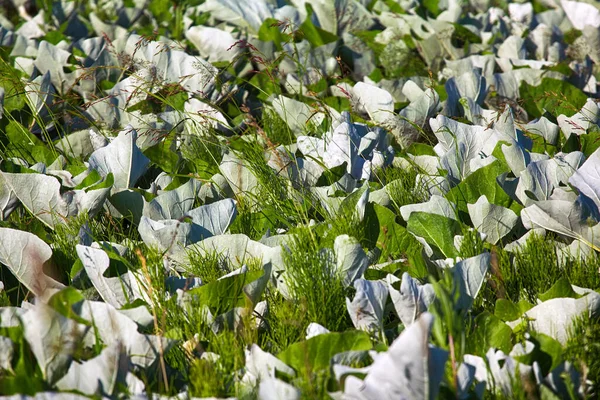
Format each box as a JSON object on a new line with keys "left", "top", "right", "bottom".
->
{"left": 0, "top": 0, "right": 600, "bottom": 398}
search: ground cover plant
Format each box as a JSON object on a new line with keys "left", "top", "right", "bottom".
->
{"left": 0, "top": 0, "right": 600, "bottom": 398}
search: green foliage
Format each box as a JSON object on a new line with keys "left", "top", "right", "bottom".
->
{"left": 282, "top": 230, "right": 350, "bottom": 333}
{"left": 519, "top": 78, "right": 588, "bottom": 118}
{"left": 445, "top": 161, "right": 521, "bottom": 222}
{"left": 564, "top": 314, "right": 600, "bottom": 389}
{"left": 187, "top": 269, "right": 264, "bottom": 316}
{"left": 0, "top": 1, "right": 599, "bottom": 398}
{"left": 278, "top": 330, "right": 372, "bottom": 376}
{"left": 407, "top": 212, "right": 462, "bottom": 258}
{"left": 372, "top": 203, "right": 422, "bottom": 263}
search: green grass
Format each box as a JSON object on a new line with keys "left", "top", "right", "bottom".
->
{"left": 281, "top": 229, "right": 351, "bottom": 333}
{"left": 497, "top": 233, "right": 600, "bottom": 304}
{"left": 1, "top": 1, "right": 600, "bottom": 398}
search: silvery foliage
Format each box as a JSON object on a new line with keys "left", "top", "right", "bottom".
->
{"left": 1, "top": 0, "right": 600, "bottom": 397}
{"left": 297, "top": 111, "right": 394, "bottom": 180}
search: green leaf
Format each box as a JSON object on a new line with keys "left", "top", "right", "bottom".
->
{"left": 316, "top": 162, "right": 347, "bottom": 186}
{"left": 148, "top": 0, "right": 173, "bottom": 23}
{"left": 494, "top": 299, "right": 521, "bottom": 322}
{"left": 581, "top": 126, "right": 600, "bottom": 157}
{"left": 467, "top": 311, "right": 513, "bottom": 356}
{"left": 519, "top": 78, "right": 588, "bottom": 118}
{"left": 528, "top": 133, "right": 558, "bottom": 156}
{"left": 248, "top": 72, "right": 281, "bottom": 102}
{"left": 300, "top": 13, "right": 338, "bottom": 48}
{"left": 514, "top": 333, "right": 564, "bottom": 376}
{"left": 278, "top": 330, "right": 372, "bottom": 375}
{"left": 494, "top": 299, "right": 533, "bottom": 322}
{"left": 258, "top": 18, "right": 288, "bottom": 50}
{"left": 406, "top": 212, "right": 461, "bottom": 258}
{"left": 446, "top": 161, "right": 520, "bottom": 221}
{"left": 47, "top": 287, "right": 88, "bottom": 325}
{"left": 41, "top": 30, "right": 67, "bottom": 45}
{"left": 71, "top": 170, "right": 103, "bottom": 190}
{"left": 0, "top": 65, "right": 26, "bottom": 113}
{"left": 353, "top": 30, "right": 385, "bottom": 60}
{"left": 422, "top": 0, "right": 440, "bottom": 16}
{"left": 4, "top": 120, "right": 56, "bottom": 165}
{"left": 405, "top": 143, "right": 436, "bottom": 156}
{"left": 84, "top": 172, "right": 114, "bottom": 191}
{"left": 337, "top": 182, "right": 369, "bottom": 218}
{"left": 451, "top": 23, "right": 482, "bottom": 47}
{"left": 322, "top": 96, "right": 351, "bottom": 113}
{"left": 144, "top": 137, "right": 180, "bottom": 174}
{"left": 373, "top": 203, "right": 421, "bottom": 262}
{"left": 538, "top": 278, "right": 581, "bottom": 302}
{"left": 188, "top": 270, "right": 265, "bottom": 315}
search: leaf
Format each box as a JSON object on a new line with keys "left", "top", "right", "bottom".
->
{"left": 185, "top": 198, "right": 238, "bottom": 236}
{"left": 33, "top": 41, "right": 77, "bottom": 94}
{"left": 430, "top": 115, "right": 509, "bottom": 182}
{"left": 198, "top": 0, "right": 275, "bottom": 32}
{"left": 108, "top": 189, "right": 149, "bottom": 224}
{"left": 273, "top": 95, "right": 325, "bottom": 136}
{"left": 466, "top": 312, "right": 513, "bottom": 356}
{"left": 353, "top": 82, "right": 394, "bottom": 124}
{"left": 561, "top": 0, "right": 600, "bottom": 30}
{"left": 452, "top": 253, "right": 491, "bottom": 311}
{"left": 186, "top": 25, "right": 241, "bottom": 62}
{"left": 519, "top": 78, "right": 588, "bottom": 118}
{"left": 88, "top": 125, "right": 150, "bottom": 191}
{"left": 138, "top": 217, "right": 199, "bottom": 254}
{"left": 514, "top": 333, "right": 564, "bottom": 376}
{"left": 538, "top": 278, "right": 581, "bottom": 302}
{"left": 219, "top": 152, "right": 259, "bottom": 197}
{"left": 338, "top": 182, "right": 369, "bottom": 221}
{"left": 520, "top": 198, "right": 600, "bottom": 251}
{"left": 334, "top": 235, "right": 369, "bottom": 286}
{"left": 143, "top": 136, "right": 180, "bottom": 174}
{"left": 243, "top": 344, "right": 295, "bottom": 386}
{"left": 72, "top": 300, "right": 174, "bottom": 369}
{"left": 0, "top": 336, "right": 14, "bottom": 373}
{"left": 188, "top": 268, "right": 269, "bottom": 315}
{"left": 174, "top": 234, "right": 284, "bottom": 273}
{"left": 485, "top": 347, "right": 535, "bottom": 397}
{"left": 446, "top": 161, "right": 518, "bottom": 218}
{"left": 557, "top": 98, "right": 600, "bottom": 139}
{"left": 506, "top": 291, "right": 600, "bottom": 344}
{"left": 75, "top": 245, "right": 147, "bottom": 308}
{"left": 444, "top": 70, "right": 486, "bottom": 117}
{"left": 300, "top": 16, "right": 338, "bottom": 48}
{"left": 515, "top": 155, "right": 582, "bottom": 205}
{"left": 495, "top": 299, "right": 533, "bottom": 322}
{"left": 373, "top": 203, "right": 421, "bottom": 262}
{"left": 343, "top": 313, "right": 447, "bottom": 400}
{"left": 278, "top": 330, "right": 372, "bottom": 375}
{"left": 346, "top": 279, "right": 389, "bottom": 332}
{"left": 21, "top": 303, "right": 88, "bottom": 385}
{"left": 259, "top": 378, "right": 300, "bottom": 400}
{"left": 569, "top": 147, "right": 600, "bottom": 213}
{"left": 400, "top": 195, "right": 458, "bottom": 222}
{"left": 0, "top": 228, "right": 65, "bottom": 299}
{"left": 0, "top": 171, "right": 112, "bottom": 229}
{"left": 524, "top": 116, "right": 560, "bottom": 145}
{"left": 467, "top": 195, "right": 519, "bottom": 244}
{"left": 55, "top": 341, "right": 128, "bottom": 396}
{"left": 0, "top": 173, "right": 20, "bottom": 221}
{"left": 406, "top": 212, "right": 462, "bottom": 258}
{"left": 258, "top": 18, "right": 288, "bottom": 50}
{"left": 144, "top": 178, "right": 201, "bottom": 221}
{"left": 388, "top": 272, "right": 435, "bottom": 327}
